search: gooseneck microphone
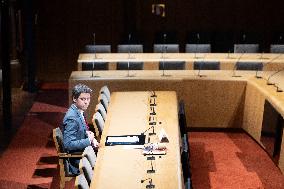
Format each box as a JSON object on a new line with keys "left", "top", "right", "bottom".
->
{"left": 141, "top": 125, "right": 155, "bottom": 136}
{"left": 255, "top": 53, "right": 283, "bottom": 79}
{"left": 194, "top": 33, "right": 200, "bottom": 59}
{"left": 141, "top": 178, "right": 155, "bottom": 188}
{"left": 266, "top": 68, "right": 284, "bottom": 90}
{"left": 127, "top": 33, "right": 131, "bottom": 77}
{"left": 91, "top": 32, "right": 96, "bottom": 77}
{"left": 232, "top": 51, "right": 245, "bottom": 77}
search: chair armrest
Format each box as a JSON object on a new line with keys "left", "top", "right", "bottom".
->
{"left": 58, "top": 152, "right": 83, "bottom": 158}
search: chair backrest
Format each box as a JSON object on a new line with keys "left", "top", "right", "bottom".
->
{"left": 75, "top": 174, "right": 89, "bottom": 189}
{"left": 193, "top": 61, "right": 220, "bottom": 70}
{"left": 82, "top": 146, "right": 96, "bottom": 169}
{"left": 185, "top": 44, "right": 211, "bottom": 53}
{"left": 53, "top": 127, "right": 65, "bottom": 153}
{"left": 153, "top": 44, "right": 179, "bottom": 53}
{"left": 116, "top": 62, "right": 144, "bottom": 70}
{"left": 79, "top": 157, "right": 93, "bottom": 186}
{"left": 117, "top": 44, "right": 143, "bottom": 53}
{"left": 234, "top": 44, "right": 259, "bottom": 53}
{"left": 93, "top": 112, "right": 105, "bottom": 135}
{"left": 82, "top": 62, "right": 109, "bottom": 70}
{"left": 270, "top": 44, "right": 284, "bottom": 53}
{"left": 159, "top": 61, "right": 185, "bottom": 70}
{"left": 53, "top": 128, "right": 73, "bottom": 177}
{"left": 236, "top": 61, "right": 263, "bottom": 71}
{"left": 84, "top": 45, "right": 111, "bottom": 53}
{"left": 95, "top": 103, "right": 107, "bottom": 121}
{"left": 99, "top": 86, "right": 111, "bottom": 102}
{"left": 98, "top": 93, "right": 109, "bottom": 112}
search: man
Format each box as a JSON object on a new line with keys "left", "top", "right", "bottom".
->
{"left": 63, "top": 83, "right": 99, "bottom": 175}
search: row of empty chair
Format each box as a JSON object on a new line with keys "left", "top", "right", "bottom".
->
{"left": 82, "top": 61, "right": 264, "bottom": 71}
{"left": 85, "top": 44, "right": 284, "bottom": 53}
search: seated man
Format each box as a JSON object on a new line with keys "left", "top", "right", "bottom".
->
{"left": 63, "top": 83, "right": 99, "bottom": 175}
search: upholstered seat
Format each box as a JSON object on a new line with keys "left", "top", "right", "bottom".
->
{"left": 53, "top": 128, "right": 82, "bottom": 189}
{"left": 159, "top": 61, "right": 185, "bottom": 70}
{"left": 79, "top": 157, "right": 93, "bottom": 186}
{"left": 75, "top": 174, "right": 89, "bottom": 189}
{"left": 185, "top": 44, "right": 211, "bottom": 53}
{"left": 235, "top": 61, "right": 263, "bottom": 71}
{"left": 270, "top": 44, "right": 284, "bottom": 53}
{"left": 99, "top": 86, "right": 111, "bottom": 103}
{"left": 234, "top": 44, "right": 259, "bottom": 53}
{"left": 153, "top": 44, "right": 179, "bottom": 53}
{"left": 95, "top": 103, "right": 107, "bottom": 121}
{"left": 193, "top": 61, "right": 220, "bottom": 70}
{"left": 82, "top": 146, "right": 96, "bottom": 169}
{"left": 92, "top": 112, "right": 105, "bottom": 139}
{"left": 84, "top": 45, "right": 111, "bottom": 53}
{"left": 116, "top": 62, "right": 144, "bottom": 70}
{"left": 117, "top": 44, "right": 143, "bottom": 53}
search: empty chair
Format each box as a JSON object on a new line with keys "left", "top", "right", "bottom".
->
{"left": 75, "top": 174, "right": 89, "bottom": 189}
{"left": 83, "top": 45, "right": 111, "bottom": 70}
{"left": 95, "top": 102, "right": 107, "bottom": 121}
{"left": 84, "top": 45, "right": 111, "bottom": 53}
{"left": 117, "top": 44, "right": 143, "bottom": 53}
{"left": 159, "top": 61, "right": 185, "bottom": 70}
{"left": 270, "top": 44, "right": 284, "bottom": 53}
{"left": 99, "top": 85, "right": 111, "bottom": 103}
{"left": 82, "top": 146, "right": 96, "bottom": 169}
{"left": 116, "top": 62, "right": 144, "bottom": 70}
{"left": 185, "top": 44, "right": 211, "bottom": 53}
{"left": 193, "top": 61, "right": 220, "bottom": 70}
{"left": 153, "top": 44, "right": 179, "bottom": 53}
{"left": 53, "top": 128, "right": 82, "bottom": 189}
{"left": 79, "top": 157, "right": 93, "bottom": 186}
{"left": 234, "top": 44, "right": 259, "bottom": 53}
{"left": 82, "top": 62, "right": 109, "bottom": 70}
{"left": 235, "top": 61, "right": 263, "bottom": 71}
{"left": 92, "top": 112, "right": 105, "bottom": 139}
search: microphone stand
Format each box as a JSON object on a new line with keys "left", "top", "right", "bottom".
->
{"left": 232, "top": 52, "right": 245, "bottom": 77}
{"left": 194, "top": 33, "right": 200, "bottom": 59}
{"left": 141, "top": 178, "right": 155, "bottom": 189}
{"left": 91, "top": 32, "right": 98, "bottom": 78}
{"left": 147, "top": 159, "right": 155, "bottom": 173}
{"left": 257, "top": 53, "right": 283, "bottom": 79}
{"left": 197, "top": 54, "right": 207, "bottom": 77}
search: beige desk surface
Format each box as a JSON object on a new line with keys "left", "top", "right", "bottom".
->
{"left": 77, "top": 53, "right": 284, "bottom": 71}
{"left": 90, "top": 91, "right": 183, "bottom": 189}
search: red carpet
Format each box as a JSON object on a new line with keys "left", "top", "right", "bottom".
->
{"left": 189, "top": 132, "right": 284, "bottom": 189}
{"left": 0, "top": 83, "right": 284, "bottom": 188}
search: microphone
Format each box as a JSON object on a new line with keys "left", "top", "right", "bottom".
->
{"left": 242, "top": 34, "right": 246, "bottom": 43}
{"left": 266, "top": 68, "right": 284, "bottom": 93}
{"left": 147, "top": 159, "right": 155, "bottom": 173}
{"left": 194, "top": 33, "right": 200, "bottom": 59}
{"left": 141, "top": 125, "right": 155, "bottom": 136}
{"left": 141, "top": 178, "right": 155, "bottom": 188}
{"left": 197, "top": 54, "right": 207, "bottom": 77}
{"left": 127, "top": 33, "right": 131, "bottom": 77}
{"left": 91, "top": 32, "right": 96, "bottom": 78}
{"left": 150, "top": 91, "right": 157, "bottom": 98}
{"left": 232, "top": 51, "right": 245, "bottom": 77}
{"left": 255, "top": 53, "right": 283, "bottom": 79}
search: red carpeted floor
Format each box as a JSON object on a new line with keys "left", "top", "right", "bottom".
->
{"left": 0, "top": 83, "right": 284, "bottom": 189}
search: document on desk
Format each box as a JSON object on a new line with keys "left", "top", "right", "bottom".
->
{"left": 105, "top": 134, "right": 146, "bottom": 146}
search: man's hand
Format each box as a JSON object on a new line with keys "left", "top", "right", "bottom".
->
{"left": 86, "top": 131, "right": 94, "bottom": 142}
{"left": 92, "top": 138, "right": 100, "bottom": 148}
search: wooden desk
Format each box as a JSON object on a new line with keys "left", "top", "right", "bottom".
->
{"left": 90, "top": 91, "right": 183, "bottom": 189}
{"left": 69, "top": 70, "right": 284, "bottom": 173}
{"left": 77, "top": 53, "right": 284, "bottom": 71}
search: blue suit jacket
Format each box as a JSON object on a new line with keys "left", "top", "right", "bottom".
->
{"left": 63, "top": 104, "right": 90, "bottom": 174}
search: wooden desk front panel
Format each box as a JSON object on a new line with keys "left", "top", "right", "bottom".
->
{"left": 90, "top": 91, "right": 183, "bottom": 189}
{"left": 77, "top": 53, "right": 284, "bottom": 71}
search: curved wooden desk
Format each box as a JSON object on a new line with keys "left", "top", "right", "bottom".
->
{"left": 69, "top": 70, "right": 284, "bottom": 173}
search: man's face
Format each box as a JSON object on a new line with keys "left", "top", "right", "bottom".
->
{"left": 73, "top": 93, "right": 91, "bottom": 111}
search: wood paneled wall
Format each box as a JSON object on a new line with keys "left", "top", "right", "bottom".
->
{"left": 32, "top": 0, "right": 284, "bottom": 81}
